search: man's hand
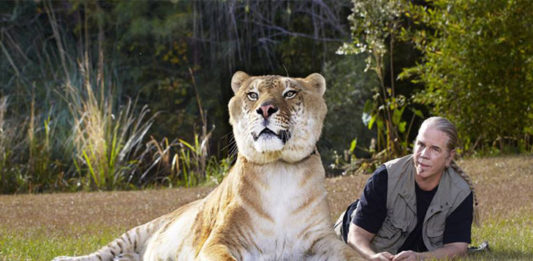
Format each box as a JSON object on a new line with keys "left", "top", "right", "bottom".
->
{"left": 392, "top": 250, "right": 419, "bottom": 261}
{"left": 391, "top": 242, "right": 468, "bottom": 260}
{"left": 370, "top": 252, "right": 394, "bottom": 261}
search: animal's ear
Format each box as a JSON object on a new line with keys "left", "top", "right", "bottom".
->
{"left": 304, "top": 73, "right": 326, "bottom": 96}
{"left": 231, "top": 71, "right": 250, "bottom": 94}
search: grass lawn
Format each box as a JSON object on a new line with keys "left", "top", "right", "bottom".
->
{"left": 1, "top": 155, "right": 532, "bottom": 260}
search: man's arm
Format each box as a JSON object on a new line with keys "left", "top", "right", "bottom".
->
{"left": 347, "top": 224, "right": 394, "bottom": 261}
{"left": 392, "top": 242, "right": 467, "bottom": 261}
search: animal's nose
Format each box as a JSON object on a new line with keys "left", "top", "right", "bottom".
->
{"left": 256, "top": 103, "right": 278, "bottom": 119}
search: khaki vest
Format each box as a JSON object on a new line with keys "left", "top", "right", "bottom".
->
{"left": 366, "top": 155, "right": 471, "bottom": 254}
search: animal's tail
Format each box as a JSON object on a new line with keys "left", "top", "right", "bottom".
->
{"left": 52, "top": 217, "right": 167, "bottom": 261}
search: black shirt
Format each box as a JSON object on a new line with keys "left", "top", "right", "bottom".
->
{"left": 399, "top": 181, "right": 437, "bottom": 252}
{"left": 347, "top": 165, "right": 473, "bottom": 251}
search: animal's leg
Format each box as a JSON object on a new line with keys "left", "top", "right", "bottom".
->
{"left": 307, "top": 233, "right": 361, "bottom": 261}
{"left": 198, "top": 243, "right": 237, "bottom": 261}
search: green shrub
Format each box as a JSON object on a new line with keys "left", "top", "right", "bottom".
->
{"left": 69, "top": 85, "right": 156, "bottom": 190}
{"left": 400, "top": 0, "right": 533, "bottom": 152}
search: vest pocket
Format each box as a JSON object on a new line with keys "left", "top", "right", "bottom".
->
{"left": 426, "top": 216, "right": 445, "bottom": 247}
{"left": 372, "top": 217, "right": 407, "bottom": 251}
{"left": 377, "top": 221, "right": 403, "bottom": 239}
{"left": 426, "top": 228, "right": 444, "bottom": 246}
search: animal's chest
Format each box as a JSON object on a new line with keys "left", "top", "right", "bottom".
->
{"left": 241, "top": 205, "right": 312, "bottom": 261}
{"left": 237, "top": 166, "right": 326, "bottom": 260}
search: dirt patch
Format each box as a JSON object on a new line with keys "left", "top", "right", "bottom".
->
{"left": 1, "top": 155, "right": 532, "bottom": 237}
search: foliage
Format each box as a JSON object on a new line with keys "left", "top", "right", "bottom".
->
{"left": 321, "top": 56, "right": 376, "bottom": 173}
{"left": 0, "top": 0, "right": 360, "bottom": 193}
{"left": 3, "top": 0, "right": 531, "bottom": 194}
{"left": 0, "top": 1, "right": 75, "bottom": 193}
{"left": 141, "top": 134, "right": 233, "bottom": 188}
{"left": 339, "top": 0, "right": 422, "bottom": 168}
{"left": 400, "top": 0, "right": 533, "bottom": 152}
{"left": 70, "top": 91, "right": 155, "bottom": 191}
{"left": 0, "top": 0, "right": 237, "bottom": 193}
{"left": 0, "top": 97, "right": 22, "bottom": 193}
{"left": 0, "top": 97, "right": 66, "bottom": 193}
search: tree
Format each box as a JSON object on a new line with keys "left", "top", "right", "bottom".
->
{"left": 401, "top": 0, "right": 533, "bottom": 152}
{"left": 0, "top": 0, "right": 362, "bottom": 192}
{"left": 339, "top": 0, "right": 422, "bottom": 162}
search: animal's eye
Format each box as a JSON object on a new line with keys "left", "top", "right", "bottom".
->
{"left": 284, "top": 90, "right": 297, "bottom": 99}
{"left": 247, "top": 92, "right": 258, "bottom": 101}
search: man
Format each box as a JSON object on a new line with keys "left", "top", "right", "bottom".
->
{"left": 335, "top": 117, "right": 475, "bottom": 260}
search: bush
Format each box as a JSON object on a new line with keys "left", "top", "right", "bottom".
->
{"left": 401, "top": 0, "right": 533, "bottom": 152}
{"left": 320, "top": 56, "right": 376, "bottom": 170}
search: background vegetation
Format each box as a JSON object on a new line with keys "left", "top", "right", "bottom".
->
{"left": 0, "top": 0, "right": 531, "bottom": 193}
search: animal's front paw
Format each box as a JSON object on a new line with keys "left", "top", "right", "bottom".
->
{"left": 198, "top": 243, "right": 238, "bottom": 261}
{"left": 343, "top": 248, "right": 363, "bottom": 261}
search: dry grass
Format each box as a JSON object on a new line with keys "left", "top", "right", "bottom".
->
{"left": 461, "top": 156, "right": 533, "bottom": 222}
{"left": 1, "top": 155, "right": 532, "bottom": 260}
{"left": 0, "top": 187, "right": 214, "bottom": 238}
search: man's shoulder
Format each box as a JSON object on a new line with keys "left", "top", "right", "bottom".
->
{"left": 383, "top": 154, "right": 413, "bottom": 181}
{"left": 370, "top": 165, "right": 388, "bottom": 184}
{"left": 384, "top": 154, "right": 413, "bottom": 169}
{"left": 447, "top": 167, "right": 472, "bottom": 194}
{"left": 373, "top": 164, "right": 388, "bottom": 176}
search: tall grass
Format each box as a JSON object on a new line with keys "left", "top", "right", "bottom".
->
{"left": 26, "top": 96, "right": 57, "bottom": 192}
{"left": 0, "top": 97, "right": 19, "bottom": 193}
{"left": 0, "top": 1, "right": 156, "bottom": 192}
{"left": 176, "top": 134, "right": 232, "bottom": 187}
{"left": 0, "top": 51, "right": 229, "bottom": 193}
{"left": 141, "top": 134, "right": 231, "bottom": 188}
{"left": 0, "top": 1, "right": 230, "bottom": 193}
{"left": 0, "top": 2, "right": 153, "bottom": 193}
{"left": 137, "top": 69, "right": 230, "bottom": 188}
{"left": 0, "top": 95, "right": 62, "bottom": 193}
{"left": 70, "top": 91, "right": 155, "bottom": 190}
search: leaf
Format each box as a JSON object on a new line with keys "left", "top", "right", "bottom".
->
{"left": 412, "top": 109, "right": 424, "bottom": 118}
{"left": 178, "top": 139, "right": 196, "bottom": 153}
{"left": 368, "top": 114, "right": 377, "bottom": 130}
{"left": 349, "top": 139, "right": 358, "bottom": 154}
{"left": 399, "top": 121, "right": 407, "bottom": 133}
{"left": 363, "top": 99, "right": 374, "bottom": 114}
{"left": 392, "top": 107, "right": 405, "bottom": 125}
{"left": 376, "top": 118, "right": 384, "bottom": 132}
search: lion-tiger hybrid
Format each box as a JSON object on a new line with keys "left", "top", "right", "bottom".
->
{"left": 53, "top": 71, "right": 360, "bottom": 261}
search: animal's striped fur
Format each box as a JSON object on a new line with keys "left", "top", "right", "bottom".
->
{"left": 53, "top": 215, "right": 168, "bottom": 261}
{"left": 53, "top": 72, "right": 360, "bottom": 261}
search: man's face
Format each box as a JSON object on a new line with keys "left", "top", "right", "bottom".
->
{"left": 413, "top": 125, "right": 455, "bottom": 184}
